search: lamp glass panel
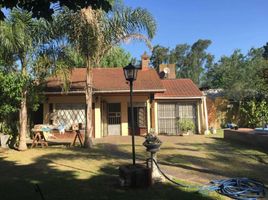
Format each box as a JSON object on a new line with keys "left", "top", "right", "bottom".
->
{"left": 123, "top": 65, "right": 138, "bottom": 81}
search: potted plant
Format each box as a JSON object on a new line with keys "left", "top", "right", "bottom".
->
{"left": 177, "top": 119, "right": 195, "bottom": 135}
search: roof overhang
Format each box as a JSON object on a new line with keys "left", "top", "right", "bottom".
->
{"left": 94, "top": 89, "right": 166, "bottom": 94}
{"left": 44, "top": 91, "right": 85, "bottom": 95}
{"left": 44, "top": 89, "right": 166, "bottom": 95}
{"left": 155, "top": 96, "right": 203, "bottom": 100}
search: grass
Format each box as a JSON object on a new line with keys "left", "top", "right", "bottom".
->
{"left": 0, "top": 134, "right": 267, "bottom": 200}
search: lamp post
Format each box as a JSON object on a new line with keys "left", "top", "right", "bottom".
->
{"left": 123, "top": 63, "right": 139, "bottom": 165}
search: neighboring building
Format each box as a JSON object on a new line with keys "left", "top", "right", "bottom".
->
{"left": 42, "top": 53, "right": 208, "bottom": 138}
{"left": 203, "top": 89, "right": 233, "bottom": 129}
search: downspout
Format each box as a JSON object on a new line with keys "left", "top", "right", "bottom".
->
{"left": 203, "top": 96, "right": 209, "bottom": 134}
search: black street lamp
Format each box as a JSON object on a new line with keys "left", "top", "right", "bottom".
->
{"left": 123, "top": 63, "right": 139, "bottom": 165}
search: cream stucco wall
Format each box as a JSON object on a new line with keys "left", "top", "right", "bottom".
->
{"left": 47, "top": 95, "right": 85, "bottom": 104}
{"left": 44, "top": 94, "right": 152, "bottom": 138}
{"left": 121, "top": 100, "right": 128, "bottom": 136}
{"left": 101, "top": 94, "right": 150, "bottom": 136}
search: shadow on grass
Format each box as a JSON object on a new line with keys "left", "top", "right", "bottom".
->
{"left": 0, "top": 146, "right": 218, "bottom": 200}
{"left": 159, "top": 137, "right": 268, "bottom": 185}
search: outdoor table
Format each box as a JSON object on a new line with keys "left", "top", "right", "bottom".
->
{"left": 31, "top": 130, "right": 48, "bottom": 148}
{"left": 31, "top": 125, "right": 49, "bottom": 148}
{"left": 72, "top": 130, "right": 83, "bottom": 147}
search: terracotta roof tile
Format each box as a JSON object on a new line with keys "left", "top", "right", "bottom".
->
{"left": 46, "top": 68, "right": 165, "bottom": 93}
{"left": 155, "top": 79, "right": 203, "bottom": 98}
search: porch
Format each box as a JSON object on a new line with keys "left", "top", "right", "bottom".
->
{"left": 43, "top": 93, "right": 153, "bottom": 139}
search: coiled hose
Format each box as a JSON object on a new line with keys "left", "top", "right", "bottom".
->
{"left": 147, "top": 158, "right": 266, "bottom": 200}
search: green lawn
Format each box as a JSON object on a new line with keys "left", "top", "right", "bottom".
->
{"left": 0, "top": 133, "right": 267, "bottom": 200}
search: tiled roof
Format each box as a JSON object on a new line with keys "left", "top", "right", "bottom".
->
{"left": 155, "top": 79, "right": 203, "bottom": 99}
{"left": 45, "top": 68, "right": 165, "bottom": 93}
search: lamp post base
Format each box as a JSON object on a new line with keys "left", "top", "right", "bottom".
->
{"left": 119, "top": 164, "right": 152, "bottom": 188}
{"left": 150, "top": 153, "right": 165, "bottom": 183}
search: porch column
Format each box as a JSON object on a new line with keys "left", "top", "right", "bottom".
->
{"left": 203, "top": 96, "right": 209, "bottom": 134}
{"left": 121, "top": 98, "right": 129, "bottom": 136}
{"left": 94, "top": 97, "right": 101, "bottom": 138}
{"left": 154, "top": 101, "right": 159, "bottom": 134}
{"left": 196, "top": 101, "right": 201, "bottom": 134}
{"left": 146, "top": 99, "right": 151, "bottom": 132}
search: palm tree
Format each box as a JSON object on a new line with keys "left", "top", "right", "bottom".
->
{"left": 0, "top": 9, "right": 43, "bottom": 150}
{"left": 63, "top": 4, "right": 156, "bottom": 148}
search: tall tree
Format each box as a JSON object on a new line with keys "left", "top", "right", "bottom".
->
{"left": 262, "top": 42, "right": 268, "bottom": 60}
{"left": 0, "top": 9, "right": 48, "bottom": 150}
{"left": 169, "top": 44, "right": 190, "bottom": 67}
{"left": 205, "top": 48, "right": 268, "bottom": 100}
{"left": 62, "top": 4, "right": 156, "bottom": 148}
{"left": 150, "top": 40, "right": 213, "bottom": 85}
{"left": 0, "top": 0, "right": 111, "bottom": 20}
{"left": 150, "top": 45, "right": 169, "bottom": 71}
{"left": 177, "top": 39, "right": 212, "bottom": 85}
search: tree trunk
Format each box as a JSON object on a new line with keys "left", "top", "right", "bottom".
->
{"left": 18, "top": 64, "right": 28, "bottom": 151}
{"left": 18, "top": 91, "right": 28, "bottom": 150}
{"left": 84, "top": 57, "right": 93, "bottom": 148}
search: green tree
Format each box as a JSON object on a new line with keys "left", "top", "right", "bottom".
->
{"left": 0, "top": 9, "right": 46, "bottom": 150}
{"left": 150, "top": 45, "right": 169, "bottom": 71}
{"left": 204, "top": 47, "right": 268, "bottom": 127}
{"left": 151, "top": 40, "right": 213, "bottom": 85}
{"left": 0, "top": 72, "right": 23, "bottom": 134}
{"left": 262, "top": 42, "right": 268, "bottom": 60}
{"left": 0, "top": 0, "right": 111, "bottom": 20}
{"left": 177, "top": 39, "right": 212, "bottom": 85}
{"left": 100, "top": 47, "right": 131, "bottom": 67}
{"left": 62, "top": 3, "right": 156, "bottom": 148}
{"left": 169, "top": 44, "right": 190, "bottom": 67}
{"left": 205, "top": 48, "right": 267, "bottom": 100}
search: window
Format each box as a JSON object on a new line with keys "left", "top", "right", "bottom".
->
{"left": 158, "top": 102, "right": 197, "bottom": 135}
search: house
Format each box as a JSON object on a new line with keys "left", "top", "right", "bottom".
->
{"left": 42, "top": 53, "right": 208, "bottom": 138}
{"left": 154, "top": 63, "right": 208, "bottom": 135}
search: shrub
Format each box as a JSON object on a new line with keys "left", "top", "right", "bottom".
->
{"left": 240, "top": 99, "right": 268, "bottom": 128}
{"left": 177, "top": 119, "right": 195, "bottom": 133}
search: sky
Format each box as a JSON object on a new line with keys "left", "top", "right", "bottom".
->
{"left": 121, "top": 0, "right": 268, "bottom": 61}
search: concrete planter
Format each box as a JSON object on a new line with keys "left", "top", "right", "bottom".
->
{"left": 0, "top": 134, "right": 10, "bottom": 148}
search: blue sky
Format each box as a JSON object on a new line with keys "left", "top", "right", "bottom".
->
{"left": 121, "top": 0, "right": 268, "bottom": 61}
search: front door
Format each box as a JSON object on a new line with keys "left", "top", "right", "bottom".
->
{"left": 107, "top": 103, "right": 121, "bottom": 135}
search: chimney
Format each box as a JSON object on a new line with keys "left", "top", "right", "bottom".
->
{"left": 159, "top": 64, "right": 176, "bottom": 79}
{"left": 141, "top": 52, "right": 150, "bottom": 71}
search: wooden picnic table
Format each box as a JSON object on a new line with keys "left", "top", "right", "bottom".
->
{"left": 31, "top": 130, "right": 48, "bottom": 148}
{"left": 31, "top": 124, "right": 84, "bottom": 148}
